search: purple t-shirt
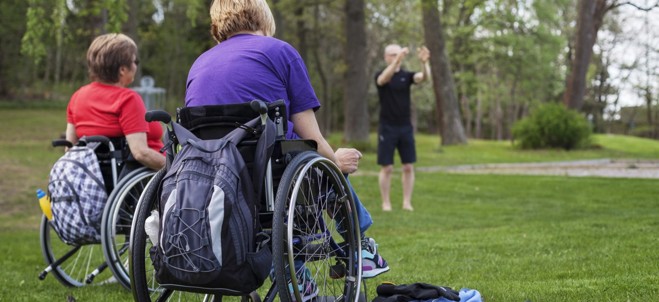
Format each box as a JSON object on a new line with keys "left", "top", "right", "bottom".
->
{"left": 185, "top": 34, "right": 320, "bottom": 139}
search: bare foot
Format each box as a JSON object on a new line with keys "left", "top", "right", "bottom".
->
{"left": 402, "top": 205, "right": 414, "bottom": 211}
{"left": 382, "top": 204, "right": 392, "bottom": 211}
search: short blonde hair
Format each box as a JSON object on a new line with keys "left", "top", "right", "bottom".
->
{"left": 87, "top": 33, "right": 137, "bottom": 83}
{"left": 210, "top": 0, "right": 276, "bottom": 43}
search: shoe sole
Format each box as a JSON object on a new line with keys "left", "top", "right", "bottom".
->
{"left": 294, "top": 287, "right": 319, "bottom": 302}
{"left": 361, "top": 266, "right": 390, "bottom": 279}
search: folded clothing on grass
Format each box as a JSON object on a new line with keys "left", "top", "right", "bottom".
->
{"left": 373, "top": 282, "right": 482, "bottom": 302}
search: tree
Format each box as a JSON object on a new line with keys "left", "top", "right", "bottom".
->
{"left": 421, "top": 0, "right": 467, "bottom": 145}
{"left": 0, "top": 0, "right": 29, "bottom": 98}
{"left": 343, "top": 0, "right": 370, "bottom": 143}
{"left": 563, "top": 0, "right": 659, "bottom": 110}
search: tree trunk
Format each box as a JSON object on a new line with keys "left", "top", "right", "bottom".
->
{"left": 311, "top": 5, "right": 331, "bottom": 136}
{"left": 461, "top": 95, "right": 472, "bottom": 138}
{"left": 475, "top": 97, "right": 482, "bottom": 139}
{"left": 271, "top": 0, "right": 286, "bottom": 39}
{"left": 125, "top": 0, "right": 138, "bottom": 40}
{"left": 563, "top": 0, "right": 608, "bottom": 110}
{"left": 645, "top": 87, "right": 654, "bottom": 137}
{"left": 342, "top": 0, "right": 369, "bottom": 142}
{"left": 421, "top": 0, "right": 467, "bottom": 145}
{"left": 295, "top": 5, "right": 307, "bottom": 62}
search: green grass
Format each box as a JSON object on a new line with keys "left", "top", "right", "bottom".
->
{"left": 329, "top": 132, "right": 659, "bottom": 172}
{"left": 1, "top": 107, "right": 658, "bottom": 301}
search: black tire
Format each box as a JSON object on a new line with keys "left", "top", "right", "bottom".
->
{"left": 129, "top": 169, "right": 218, "bottom": 302}
{"left": 39, "top": 215, "right": 112, "bottom": 287}
{"left": 272, "top": 151, "right": 362, "bottom": 302}
{"left": 101, "top": 167, "right": 155, "bottom": 289}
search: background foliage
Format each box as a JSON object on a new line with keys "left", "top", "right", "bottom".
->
{"left": 2, "top": 0, "right": 658, "bottom": 140}
{"left": 513, "top": 103, "right": 592, "bottom": 150}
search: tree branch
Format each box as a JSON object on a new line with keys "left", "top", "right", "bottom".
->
{"left": 611, "top": 1, "right": 659, "bottom": 11}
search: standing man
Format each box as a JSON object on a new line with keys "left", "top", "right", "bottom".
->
{"left": 375, "top": 44, "right": 430, "bottom": 211}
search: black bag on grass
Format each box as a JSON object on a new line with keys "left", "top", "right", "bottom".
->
{"left": 373, "top": 282, "right": 460, "bottom": 302}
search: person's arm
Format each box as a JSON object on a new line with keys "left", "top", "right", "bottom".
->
{"left": 65, "top": 123, "right": 78, "bottom": 145}
{"left": 291, "top": 109, "right": 362, "bottom": 174}
{"left": 376, "top": 48, "right": 409, "bottom": 86}
{"left": 413, "top": 46, "right": 430, "bottom": 84}
{"left": 64, "top": 123, "right": 79, "bottom": 151}
{"left": 125, "top": 132, "right": 165, "bottom": 170}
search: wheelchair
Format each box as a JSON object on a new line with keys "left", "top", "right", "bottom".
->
{"left": 39, "top": 135, "right": 156, "bottom": 289}
{"left": 129, "top": 100, "right": 364, "bottom": 302}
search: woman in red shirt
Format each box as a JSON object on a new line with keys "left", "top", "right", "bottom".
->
{"left": 65, "top": 33, "right": 165, "bottom": 171}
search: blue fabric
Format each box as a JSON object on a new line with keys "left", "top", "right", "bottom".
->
{"left": 344, "top": 176, "right": 373, "bottom": 234}
{"left": 411, "top": 288, "right": 482, "bottom": 302}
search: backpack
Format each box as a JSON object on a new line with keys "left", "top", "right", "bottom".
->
{"left": 150, "top": 116, "right": 275, "bottom": 295}
{"left": 48, "top": 144, "right": 108, "bottom": 245}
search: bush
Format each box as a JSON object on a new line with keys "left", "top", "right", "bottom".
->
{"left": 512, "top": 103, "right": 592, "bottom": 150}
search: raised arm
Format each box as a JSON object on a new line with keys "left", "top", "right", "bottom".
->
{"left": 376, "top": 47, "right": 409, "bottom": 86}
{"left": 413, "top": 46, "right": 430, "bottom": 84}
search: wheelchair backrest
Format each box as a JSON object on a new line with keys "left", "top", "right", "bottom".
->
{"left": 79, "top": 137, "right": 134, "bottom": 193}
{"left": 174, "top": 100, "right": 315, "bottom": 214}
{"left": 177, "top": 100, "right": 288, "bottom": 141}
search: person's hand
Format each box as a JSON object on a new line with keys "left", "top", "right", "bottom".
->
{"left": 417, "top": 46, "right": 430, "bottom": 63}
{"left": 396, "top": 47, "right": 409, "bottom": 62}
{"left": 335, "top": 148, "right": 362, "bottom": 174}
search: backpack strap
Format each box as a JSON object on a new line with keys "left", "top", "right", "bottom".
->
{"left": 171, "top": 116, "right": 277, "bottom": 198}
{"left": 251, "top": 118, "right": 276, "bottom": 203}
{"left": 207, "top": 116, "right": 276, "bottom": 201}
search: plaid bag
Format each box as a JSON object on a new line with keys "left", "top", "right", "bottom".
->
{"left": 48, "top": 145, "right": 107, "bottom": 245}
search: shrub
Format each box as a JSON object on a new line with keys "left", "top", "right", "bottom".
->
{"left": 512, "top": 103, "right": 592, "bottom": 150}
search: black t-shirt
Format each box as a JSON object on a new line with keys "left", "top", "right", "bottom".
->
{"left": 375, "top": 69, "right": 416, "bottom": 126}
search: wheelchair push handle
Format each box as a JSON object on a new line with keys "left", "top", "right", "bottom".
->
{"left": 52, "top": 139, "right": 73, "bottom": 148}
{"left": 250, "top": 100, "right": 268, "bottom": 115}
{"left": 145, "top": 110, "right": 172, "bottom": 124}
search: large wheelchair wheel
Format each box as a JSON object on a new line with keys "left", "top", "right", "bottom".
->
{"left": 129, "top": 169, "right": 219, "bottom": 302}
{"left": 101, "top": 167, "right": 155, "bottom": 289}
{"left": 272, "top": 151, "right": 362, "bottom": 302}
{"left": 39, "top": 216, "right": 113, "bottom": 287}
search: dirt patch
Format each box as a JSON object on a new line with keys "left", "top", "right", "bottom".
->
{"left": 418, "top": 159, "right": 659, "bottom": 179}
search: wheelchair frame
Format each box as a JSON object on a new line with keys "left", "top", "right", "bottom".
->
{"left": 39, "top": 136, "right": 155, "bottom": 289}
{"left": 129, "top": 100, "right": 363, "bottom": 302}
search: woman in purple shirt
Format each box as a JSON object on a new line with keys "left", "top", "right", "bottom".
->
{"left": 185, "top": 0, "right": 390, "bottom": 290}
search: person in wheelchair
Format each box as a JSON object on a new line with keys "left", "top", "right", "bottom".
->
{"left": 65, "top": 33, "right": 165, "bottom": 176}
{"left": 185, "top": 0, "right": 390, "bottom": 290}
{"left": 41, "top": 32, "right": 164, "bottom": 289}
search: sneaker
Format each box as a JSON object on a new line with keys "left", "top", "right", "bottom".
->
{"left": 288, "top": 266, "right": 319, "bottom": 302}
{"left": 361, "top": 237, "right": 390, "bottom": 279}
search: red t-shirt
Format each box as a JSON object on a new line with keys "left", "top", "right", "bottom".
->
{"left": 67, "top": 82, "right": 164, "bottom": 153}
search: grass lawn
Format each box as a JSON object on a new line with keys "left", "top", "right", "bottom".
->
{"left": 1, "top": 107, "right": 658, "bottom": 301}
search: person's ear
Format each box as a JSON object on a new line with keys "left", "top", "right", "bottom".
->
{"left": 118, "top": 65, "right": 129, "bottom": 77}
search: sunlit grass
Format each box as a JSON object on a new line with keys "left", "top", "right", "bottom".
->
{"left": 1, "top": 107, "right": 658, "bottom": 301}
{"left": 328, "top": 131, "right": 659, "bottom": 172}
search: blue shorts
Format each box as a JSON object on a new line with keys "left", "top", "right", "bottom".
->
{"left": 377, "top": 124, "right": 416, "bottom": 166}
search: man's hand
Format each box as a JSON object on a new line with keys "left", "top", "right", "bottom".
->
{"left": 417, "top": 46, "right": 430, "bottom": 63}
{"left": 335, "top": 148, "right": 362, "bottom": 174}
{"left": 396, "top": 47, "right": 409, "bottom": 62}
